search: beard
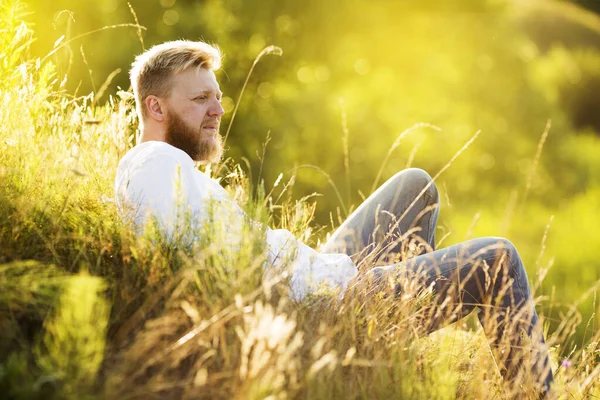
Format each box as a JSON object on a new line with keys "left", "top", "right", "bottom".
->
{"left": 164, "top": 110, "right": 223, "bottom": 163}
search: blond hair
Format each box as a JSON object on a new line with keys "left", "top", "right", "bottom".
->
{"left": 129, "top": 40, "right": 222, "bottom": 120}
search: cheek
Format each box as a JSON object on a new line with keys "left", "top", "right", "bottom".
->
{"left": 172, "top": 109, "right": 197, "bottom": 128}
{"left": 183, "top": 105, "right": 208, "bottom": 123}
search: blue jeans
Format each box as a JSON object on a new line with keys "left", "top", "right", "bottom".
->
{"left": 322, "top": 168, "right": 553, "bottom": 395}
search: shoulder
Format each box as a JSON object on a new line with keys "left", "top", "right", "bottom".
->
{"left": 115, "top": 141, "right": 198, "bottom": 197}
{"left": 120, "top": 142, "right": 192, "bottom": 170}
{"left": 116, "top": 142, "right": 196, "bottom": 182}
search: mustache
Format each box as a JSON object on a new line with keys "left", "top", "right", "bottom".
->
{"left": 202, "top": 119, "right": 220, "bottom": 128}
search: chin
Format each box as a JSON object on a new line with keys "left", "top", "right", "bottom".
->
{"left": 193, "top": 142, "right": 223, "bottom": 164}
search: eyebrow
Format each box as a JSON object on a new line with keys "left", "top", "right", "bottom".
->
{"left": 191, "top": 89, "right": 222, "bottom": 97}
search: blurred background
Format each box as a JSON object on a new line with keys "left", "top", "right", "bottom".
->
{"left": 23, "top": 0, "right": 600, "bottom": 345}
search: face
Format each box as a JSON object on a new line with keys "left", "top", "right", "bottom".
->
{"left": 163, "top": 67, "right": 225, "bottom": 162}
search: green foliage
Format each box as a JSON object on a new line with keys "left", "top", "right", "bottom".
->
{"left": 36, "top": 272, "right": 109, "bottom": 398}
{"left": 0, "top": 261, "right": 65, "bottom": 314}
{"left": 0, "top": 0, "right": 33, "bottom": 90}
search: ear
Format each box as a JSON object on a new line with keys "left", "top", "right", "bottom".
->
{"left": 145, "top": 95, "right": 167, "bottom": 122}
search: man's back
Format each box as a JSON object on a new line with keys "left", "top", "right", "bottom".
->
{"left": 115, "top": 141, "right": 358, "bottom": 301}
{"left": 115, "top": 141, "right": 240, "bottom": 235}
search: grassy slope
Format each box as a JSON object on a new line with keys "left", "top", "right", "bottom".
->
{"left": 1, "top": 2, "right": 599, "bottom": 399}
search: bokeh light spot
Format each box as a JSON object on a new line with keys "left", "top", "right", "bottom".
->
{"left": 163, "top": 10, "right": 179, "bottom": 26}
{"left": 160, "top": 0, "right": 176, "bottom": 8}
{"left": 276, "top": 15, "right": 292, "bottom": 33}
{"left": 221, "top": 96, "right": 234, "bottom": 114}
{"left": 275, "top": 14, "right": 300, "bottom": 36}
{"left": 315, "top": 66, "right": 330, "bottom": 82}
{"left": 258, "top": 82, "right": 273, "bottom": 98}
{"left": 297, "top": 66, "right": 313, "bottom": 83}
{"left": 479, "top": 153, "right": 496, "bottom": 170}
{"left": 354, "top": 59, "right": 370, "bottom": 75}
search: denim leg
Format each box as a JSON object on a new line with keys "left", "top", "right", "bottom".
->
{"left": 370, "top": 237, "right": 554, "bottom": 394}
{"left": 321, "top": 168, "right": 440, "bottom": 266}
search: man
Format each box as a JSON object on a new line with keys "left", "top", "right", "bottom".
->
{"left": 115, "top": 40, "right": 553, "bottom": 396}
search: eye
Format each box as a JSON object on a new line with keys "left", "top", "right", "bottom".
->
{"left": 194, "top": 96, "right": 207, "bottom": 101}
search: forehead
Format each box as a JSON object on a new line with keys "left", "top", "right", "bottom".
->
{"left": 170, "top": 67, "right": 220, "bottom": 94}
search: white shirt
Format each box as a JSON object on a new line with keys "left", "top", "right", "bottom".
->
{"left": 114, "top": 141, "right": 358, "bottom": 301}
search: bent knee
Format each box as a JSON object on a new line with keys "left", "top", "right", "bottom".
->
{"left": 392, "top": 168, "right": 438, "bottom": 202}
{"left": 396, "top": 168, "right": 432, "bottom": 184}
{"left": 483, "top": 237, "right": 526, "bottom": 276}
{"left": 486, "top": 237, "right": 518, "bottom": 255}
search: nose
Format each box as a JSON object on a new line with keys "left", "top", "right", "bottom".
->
{"left": 209, "top": 98, "right": 225, "bottom": 117}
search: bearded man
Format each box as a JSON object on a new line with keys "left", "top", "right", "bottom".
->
{"left": 114, "top": 40, "right": 553, "bottom": 397}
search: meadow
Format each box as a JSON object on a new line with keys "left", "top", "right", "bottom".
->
{"left": 1, "top": 0, "right": 600, "bottom": 399}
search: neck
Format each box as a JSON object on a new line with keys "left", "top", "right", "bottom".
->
{"left": 139, "top": 120, "right": 166, "bottom": 143}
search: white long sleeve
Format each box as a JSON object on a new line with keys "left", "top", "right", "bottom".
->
{"left": 114, "top": 141, "right": 358, "bottom": 301}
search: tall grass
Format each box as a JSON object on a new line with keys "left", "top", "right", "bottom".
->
{"left": 0, "top": 2, "right": 599, "bottom": 399}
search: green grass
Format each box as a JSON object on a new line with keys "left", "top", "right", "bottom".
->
{"left": 1, "top": 2, "right": 599, "bottom": 399}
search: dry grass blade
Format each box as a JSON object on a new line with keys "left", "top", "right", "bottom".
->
{"left": 94, "top": 68, "right": 121, "bottom": 104}
{"left": 41, "top": 23, "right": 147, "bottom": 64}
{"left": 220, "top": 45, "right": 283, "bottom": 158}
{"left": 370, "top": 123, "right": 441, "bottom": 194}
{"left": 127, "top": 281, "right": 275, "bottom": 383}
{"left": 522, "top": 119, "right": 551, "bottom": 208}
{"left": 389, "top": 130, "right": 482, "bottom": 237}
{"left": 340, "top": 99, "right": 351, "bottom": 205}
{"left": 289, "top": 164, "right": 347, "bottom": 216}
{"left": 127, "top": 2, "right": 145, "bottom": 51}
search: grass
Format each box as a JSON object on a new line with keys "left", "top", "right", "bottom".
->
{"left": 1, "top": 2, "right": 599, "bottom": 399}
